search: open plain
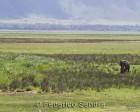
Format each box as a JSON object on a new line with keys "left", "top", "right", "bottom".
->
{"left": 0, "top": 31, "right": 140, "bottom": 112}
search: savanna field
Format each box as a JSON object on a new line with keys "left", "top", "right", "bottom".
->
{"left": 0, "top": 31, "right": 140, "bottom": 112}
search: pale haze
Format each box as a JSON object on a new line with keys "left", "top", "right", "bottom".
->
{"left": 0, "top": 0, "right": 140, "bottom": 25}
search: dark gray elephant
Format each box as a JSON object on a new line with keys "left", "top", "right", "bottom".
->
{"left": 120, "top": 60, "right": 130, "bottom": 73}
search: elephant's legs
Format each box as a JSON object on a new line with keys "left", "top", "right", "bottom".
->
{"left": 121, "top": 67, "right": 125, "bottom": 73}
{"left": 127, "top": 67, "right": 130, "bottom": 72}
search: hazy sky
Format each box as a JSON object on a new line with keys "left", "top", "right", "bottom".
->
{"left": 0, "top": 0, "right": 140, "bottom": 25}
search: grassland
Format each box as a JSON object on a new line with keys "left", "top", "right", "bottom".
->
{"left": 0, "top": 31, "right": 140, "bottom": 54}
{"left": 0, "top": 31, "right": 140, "bottom": 112}
{"left": 0, "top": 88, "right": 140, "bottom": 112}
{"left": 0, "top": 42, "right": 140, "bottom": 54}
{"left": 0, "top": 31, "right": 140, "bottom": 40}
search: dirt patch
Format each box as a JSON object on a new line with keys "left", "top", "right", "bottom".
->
{"left": 0, "top": 90, "right": 42, "bottom": 95}
{"left": 0, "top": 38, "right": 138, "bottom": 43}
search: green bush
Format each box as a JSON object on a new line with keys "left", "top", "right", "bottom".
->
{"left": 0, "top": 53, "right": 140, "bottom": 92}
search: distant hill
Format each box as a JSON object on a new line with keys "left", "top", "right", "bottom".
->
{"left": 0, "top": 0, "right": 69, "bottom": 20}
{"left": 0, "top": 23, "right": 140, "bottom": 31}
{"left": 0, "top": 0, "right": 140, "bottom": 25}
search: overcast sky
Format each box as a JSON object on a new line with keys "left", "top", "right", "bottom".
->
{"left": 0, "top": 0, "right": 140, "bottom": 25}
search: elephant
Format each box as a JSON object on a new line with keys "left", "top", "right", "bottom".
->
{"left": 120, "top": 60, "right": 130, "bottom": 73}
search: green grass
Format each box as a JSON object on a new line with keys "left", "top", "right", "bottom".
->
{"left": 0, "top": 32, "right": 140, "bottom": 112}
{"left": 0, "top": 54, "right": 140, "bottom": 92}
{"left": 0, "top": 42, "right": 140, "bottom": 54}
{"left": 0, "top": 88, "right": 140, "bottom": 112}
{"left": 0, "top": 32, "right": 140, "bottom": 40}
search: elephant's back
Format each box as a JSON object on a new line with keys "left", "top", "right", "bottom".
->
{"left": 120, "top": 60, "right": 130, "bottom": 66}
